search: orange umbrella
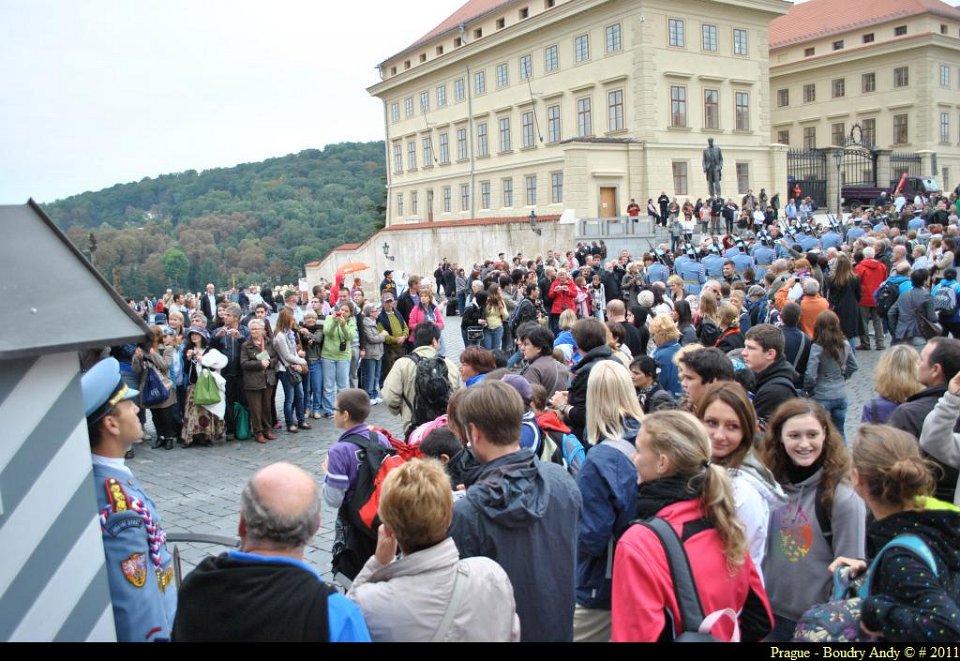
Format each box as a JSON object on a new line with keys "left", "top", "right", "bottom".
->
{"left": 336, "top": 261, "right": 370, "bottom": 275}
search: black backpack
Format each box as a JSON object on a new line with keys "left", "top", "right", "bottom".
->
{"left": 875, "top": 281, "right": 901, "bottom": 319}
{"left": 402, "top": 353, "right": 451, "bottom": 437}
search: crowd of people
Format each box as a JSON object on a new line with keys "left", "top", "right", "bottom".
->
{"left": 83, "top": 182, "right": 960, "bottom": 642}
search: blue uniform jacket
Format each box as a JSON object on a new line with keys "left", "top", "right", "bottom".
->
{"left": 93, "top": 460, "right": 177, "bottom": 642}
{"left": 821, "top": 231, "right": 842, "bottom": 250}
{"left": 646, "top": 262, "right": 670, "bottom": 284}
{"left": 732, "top": 252, "right": 756, "bottom": 275}
{"left": 702, "top": 254, "right": 724, "bottom": 277}
{"left": 675, "top": 257, "right": 705, "bottom": 295}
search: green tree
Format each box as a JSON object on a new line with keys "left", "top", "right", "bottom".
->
{"left": 162, "top": 247, "right": 190, "bottom": 290}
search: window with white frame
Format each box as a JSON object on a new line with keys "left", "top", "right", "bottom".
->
{"left": 456, "top": 128, "right": 467, "bottom": 160}
{"left": 669, "top": 19, "right": 685, "bottom": 47}
{"left": 397, "top": 192, "right": 404, "bottom": 216}
{"left": 411, "top": 191, "right": 418, "bottom": 214}
{"left": 862, "top": 118, "right": 876, "bottom": 147}
{"left": 606, "top": 24, "right": 621, "bottom": 53}
{"left": 941, "top": 64, "right": 951, "bottom": 88}
{"left": 862, "top": 72, "right": 876, "bottom": 93}
{"left": 777, "top": 89, "right": 789, "bottom": 107}
{"left": 407, "top": 142, "right": 417, "bottom": 170}
{"left": 503, "top": 178, "right": 514, "bottom": 207}
{"left": 733, "top": 29, "right": 748, "bottom": 55}
{"left": 439, "top": 133, "right": 449, "bottom": 164}
{"left": 496, "top": 63, "right": 508, "bottom": 88}
{"left": 420, "top": 91, "right": 429, "bottom": 113}
{"left": 577, "top": 97, "right": 592, "bottom": 137}
{"left": 392, "top": 143, "right": 402, "bottom": 173}
{"left": 499, "top": 116, "right": 511, "bottom": 151}
{"left": 519, "top": 54, "right": 532, "bottom": 80}
{"left": 894, "top": 66, "right": 909, "bottom": 88}
{"left": 454, "top": 78, "right": 465, "bottom": 102}
{"left": 941, "top": 112, "right": 950, "bottom": 143}
{"left": 405, "top": 97, "right": 414, "bottom": 118}
{"left": 545, "top": 44, "right": 559, "bottom": 72}
{"left": 480, "top": 181, "right": 491, "bottom": 209}
{"left": 437, "top": 85, "right": 447, "bottom": 107}
{"left": 702, "top": 24, "right": 717, "bottom": 51}
{"left": 475, "top": 70, "right": 486, "bottom": 94}
{"left": 608, "top": 89, "right": 624, "bottom": 131}
{"left": 525, "top": 175, "right": 537, "bottom": 205}
{"left": 704, "top": 89, "right": 719, "bottom": 130}
{"left": 551, "top": 172, "right": 563, "bottom": 203}
{"left": 575, "top": 34, "right": 590, "bottom": 62}
{"left": 735, "top": 91, "right": 749, "bottom": 130}
{"left": 736, "top": 163, "right": 749, "bottom": 193}
{"left": 832, "top": 123, "right": 845, "bottom": 146}
{"left": 672, "top": 162, "right": 688, "bottom": 195}
{"left": 670, "top": 85, "right": 687, "bottom": 128}
{"left": 803, "top": 126, "right": 816, "bottom": 150}
{"left": 832, "top": 78, "right": 845, "bottom": 98}
{"left": 422, "top": 137, "right": 433, "bottom": 166}
{"left": 442, "top": 186, "right": 451, "bottom": 212}
{"left": 460, "top": 183, "right": 470, "bottom": 211}
{"left": 522, "top": 111, "right": 535, "bottom": 147}
{"left": 391, "top": 103, "right": 400, "bottom": 122}
{"left": 547, "top": 104, "right": 561, "bottom": 143}
{"left": 776, "top": 130, "right": 790, "bottom": 145}
{"left": 803, "top": 84, "right": 816, "bottom": 103}
{"left": 477, "top": 122, "right": 488, "bottom": 156}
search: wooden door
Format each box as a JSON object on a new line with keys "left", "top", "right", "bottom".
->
{"left": 599, "top": 187, "right": 617, "bottom": 218}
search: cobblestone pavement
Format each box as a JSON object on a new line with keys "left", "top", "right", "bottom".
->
{"left": 133, "top": 314, "right": 884, "bottom": 584}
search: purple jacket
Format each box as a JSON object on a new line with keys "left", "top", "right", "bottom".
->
{"left": 860, "top": 396, "right": 898, "bottom": 425}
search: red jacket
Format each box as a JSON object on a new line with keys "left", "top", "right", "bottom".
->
{"left": 853, "top": 258, "right": 888, "bottom": 307}
{"left": 549, "top": 278, "right": 578, "bottom": 315}
{"left": 611, "top": 499, "right": 773, "bottom": 642}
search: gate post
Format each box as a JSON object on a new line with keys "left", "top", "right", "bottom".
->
{"left": 874, "top": 149, "right": 892, "bottom": 189}
{"left": 822, "top": 147, "right": 842, "bottom": 215}
{"left": 916, "top": 150, "right": 935, "bottom": 181}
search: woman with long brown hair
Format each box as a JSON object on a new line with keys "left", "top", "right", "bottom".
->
{"left": 132, "top": 325, "right": 179, "bottom": 450}
{"left": 803, "top": 310, "right": 858, "bottom": 441}
{"left": 611, "top": 410, "right": 772, "bottom": 641}
{"left": 759, "top": 399, "right": 865, "bottom": 640}
{"left": 825, "top": 253, "right": 862, "bottom": 348}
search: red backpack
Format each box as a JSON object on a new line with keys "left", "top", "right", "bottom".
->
{"left": 342, "top": 429, "right": 414, "bottom": 536}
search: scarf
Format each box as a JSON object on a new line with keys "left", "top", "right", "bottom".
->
{"left": 635, "top": 473, "right": 704, "bottom": 520}
{"left": 785, "top": 452, "right": 825, "bottom": 485}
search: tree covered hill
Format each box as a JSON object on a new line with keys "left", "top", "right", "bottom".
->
{"left": 45, "top": 141, "right": 386, "bottom": 297}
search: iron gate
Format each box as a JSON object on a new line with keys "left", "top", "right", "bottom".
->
{"left": 891, "top": 151, "right": 922, "bottom": 179}
{"left": 839, "top": 145, "right": 876, "bottom": 187}
{"left": 787, "top": 149, "right": 827, "bottom": 208}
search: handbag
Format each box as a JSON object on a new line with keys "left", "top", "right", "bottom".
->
{"left": 141, "top": 365, "right": 170, "bottom": 407}
{"left": 233, "top": 402, "right": 251, "bottom": 441}
{"left": 194, "top": 368, "right": 221, "bottom": 406}
{"left": 792, "top": 534, "right": 938, "bottom": 642}
{"left": 286, "top": 366, "right": 303, "bottom": 385}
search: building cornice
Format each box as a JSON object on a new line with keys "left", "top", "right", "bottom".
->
{"left": 771, "top": 33, "right": 959, "bottom": 75}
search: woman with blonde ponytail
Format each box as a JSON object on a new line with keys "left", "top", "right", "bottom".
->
{"left": 611, "top": 411, "right": 773, "bottom": 642}
{"left": 829, "top": 425, "right": 960, "bottom": 641}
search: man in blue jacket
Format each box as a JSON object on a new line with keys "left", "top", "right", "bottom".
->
{"left": 449, "top": 381, "right": 582, "bottom": 642}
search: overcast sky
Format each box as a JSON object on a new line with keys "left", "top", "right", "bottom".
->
{"left": 0, "top": 0, "right": 465, "bottom": 203}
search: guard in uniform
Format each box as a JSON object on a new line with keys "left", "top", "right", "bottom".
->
{"left": 751, "top": 235, "right": 775, "bottom": 281}
{"left": 702, "top": 244, "right": 725, "bottom": 278}
{"left": 820, "top": 221, "right": 843, "bottom": 251}
{"left": 82, "top": 357, "right": 177, "bottom": 642}
{"left": 798, "top": 225, "right": 822, "bottom": 252}
{"left": 646, "top": 250, "right": 670, "bottom": 284}
{"left": 675, "top": 245, "right": 705, "bottom": 296}
{"left": 846, "top": 218, "right": 866, "bottom": 244}
{"left": 731, "top": 240, "right": 756, "bottom": 276}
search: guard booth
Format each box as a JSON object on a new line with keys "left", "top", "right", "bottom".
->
{"left": 0, "top": 201, "right": 149, "bottom": 641}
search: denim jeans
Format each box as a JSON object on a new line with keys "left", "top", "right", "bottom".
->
{"left": 322, "top": 358, "right": 350, "bottom": 414}
{"left": 278, "top": 370, "right": 305, "bottom": 427}
{"left": 457, "top": 291, "right": 466, "bottom": 315}
{"left": 306, "top": 360, "right": 323, "bottom": 412}
{"left": 816, "top": 397, "right": 848, "bottom": 442}
{"left": 349, "top": 346, "right": 360, "bottom": 388}
{"left": 361, "top": 358, "right": 382, "bottom": 399}
{"left": 482, "top": 326, "right": 503, "bottom": 351}
{"left": 506, "top": 349, "right": 524, "bottom": 369}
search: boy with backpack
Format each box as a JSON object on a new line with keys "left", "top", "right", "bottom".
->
{"left": 382, "top": 321, "right": 461, "bottom": 438}
{"left": 323, "top": 388, "right": 395, "bottom": 584}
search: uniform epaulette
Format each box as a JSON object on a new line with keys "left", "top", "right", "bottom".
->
{"left": 105, "top": 477, "right": 131, "bottom": 514}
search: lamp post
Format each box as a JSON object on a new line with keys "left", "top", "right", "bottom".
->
{"left": 528, "top": 209, "right": 542, "bottom": 236}
{"left": 382, "top": 241, "right": 395, "bottom": 261}
{"left": 833, "top": 148, "right": 843, "bottom": 217}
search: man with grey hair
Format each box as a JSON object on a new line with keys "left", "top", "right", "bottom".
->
{"left": 173, "top": 463, "right": 370, "bottom": 642}
{"left": 214, "top": 301, "right": 250, "bottom": 439}
{"left": 855, "top": 245, "right": 889, "bottom": 349}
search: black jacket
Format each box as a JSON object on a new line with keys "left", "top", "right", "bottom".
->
{"left": 565, "top": 345, "right": 618, "bottom": 444}
{"left": 887, "top": 385, "right": 960, "bottom": 501}
{"left": 782, "top": 326, "right": 811, "bottom": 388}
{"left": 752, "top": 358, "right": 799, "bottom": 427}
{"left": 397, "top": 291, "right": 416, "bottom": 326}
{"left": 861, "top": 508, "right": 960, "bottom": 641}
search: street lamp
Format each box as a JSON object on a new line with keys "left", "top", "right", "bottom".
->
{"left": 833, "top": 148, "right": 843, "bottom": 217}
{"left": 528, "top": 209, "right": 542, "bottom": 236}
{"left": 87, "top": 231, "right": 97, "bottom": 268}
{"left": 382, "top": 241, "right": 395, "bottom": 261}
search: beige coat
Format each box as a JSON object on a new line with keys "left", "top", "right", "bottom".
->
{"left": 348, "top": 537, "right": 520, "bottom": 642}
{"left": 381, "top": 345, "right": 461, "bottom": 432}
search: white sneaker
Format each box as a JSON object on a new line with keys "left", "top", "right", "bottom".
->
{"left": 372, "top": 397, "right": 382, "bottom": 405}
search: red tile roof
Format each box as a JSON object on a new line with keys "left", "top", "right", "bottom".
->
{"left": 411, "top": 0, "right": 512, "bottom": 50}
{"left": 770, "top": 0, "right": 960, "bottom": 49}
{"left": 333, "top": 243, "right": 362, "bottom": 251}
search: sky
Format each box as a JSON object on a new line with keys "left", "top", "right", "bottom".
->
{"left": 0, "top": 0, "right": 465, "bottom": 203}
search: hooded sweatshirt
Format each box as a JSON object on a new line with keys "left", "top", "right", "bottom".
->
{"left": 761, "top": 468, "right": 866, "bottom": 622}
{"left": 730, "top": 451, "right": 787, "bottom": 582}
{"left": 861, "top": 503, "right": 960, "bottom": 641}
{"left": 449, "top": 448, "right": 583, "bottom": 641}
{"left": 752, "top": 358, "right": 799, "bottom": 427}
